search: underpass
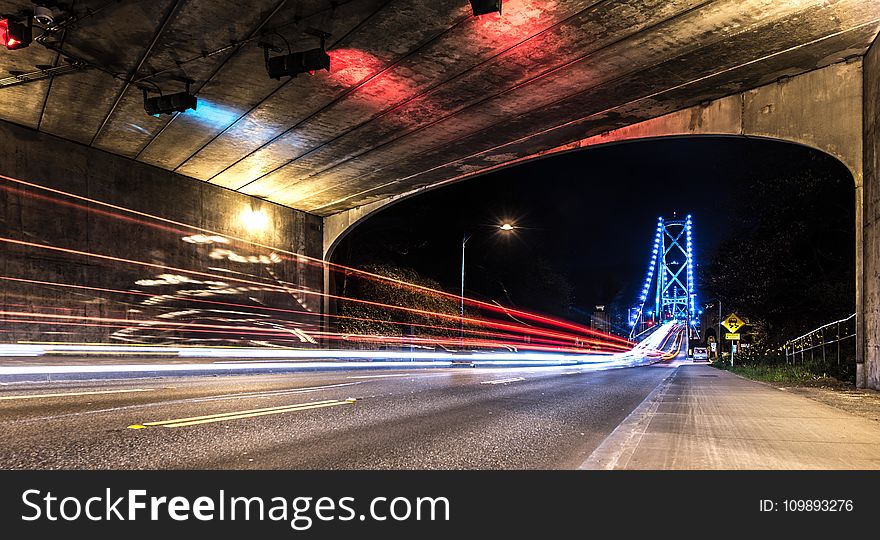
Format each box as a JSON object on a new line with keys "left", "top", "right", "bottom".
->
{"left": 3, "top": 332, "right": 879, "bottom": 470}
{"left": 0, "top": 1, "right": 877, "bottom": 477}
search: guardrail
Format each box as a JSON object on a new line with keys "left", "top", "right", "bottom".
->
{"left": 630, "top": 323, "right": 660, "bottom": 342}
{"left": 783, "top": 314, "right": 855, "bottom": 365}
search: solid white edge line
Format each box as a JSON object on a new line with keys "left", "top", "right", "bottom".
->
{"left": 578, "top": 369, "right": 678, "bottom": 470}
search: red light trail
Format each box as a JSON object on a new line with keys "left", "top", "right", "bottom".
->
{"left": 0, "top": 173, "right": 628, "bottom": 345}
{"left": 0, "top": 236, "right": 629, "bottom": 351}
{"left": 0, "top": 173, "right": 633, "bottom": 355}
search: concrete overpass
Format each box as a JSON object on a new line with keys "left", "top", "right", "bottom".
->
{"left": 0, "top": 0, "right": 879, "bottom": 387}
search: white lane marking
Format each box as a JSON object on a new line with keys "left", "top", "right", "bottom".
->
{"left": 0, "top": 383, "right": 363, "bottom": 424}
{"left": 0, "top": 388, "right": 154, "bottom": 401}
{"left": 348, "top": 373, "right": 414, "bottom": 379}
{"left": 579, "top": 372, "right": 676, "bottom": 470}
{"left": 480, "top": 377, "right": 526, "bottom": 385}
{"left": 347, "top": 373, "right": 451, "bottom": 380}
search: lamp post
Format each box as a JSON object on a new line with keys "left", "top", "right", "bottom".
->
{"left": 704, "top": 297, "right": 723, "bottom": 361}
{"left": 718, "top": 298, "right": 723, "bottom": 362}
{"left": 459, "top": 223, "right": 516, "bottom": 344}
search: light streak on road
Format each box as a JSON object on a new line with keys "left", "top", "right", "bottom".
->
{"left": 0, "top": 262, "right": 629, "bottom": 351}
{"left": 0, "top": 309, "right": 628, "bottom": 355}
{"left": 0, "top": 322, "right": 677, "bottom": 371}
{"left": 0, "top": 388, "right": 155, "bottom": 401}
{"left": 0, "top": 276, "right": 623, "bottom": 351}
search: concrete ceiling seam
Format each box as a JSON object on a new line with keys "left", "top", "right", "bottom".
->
{"left": 133, "top": 0, "right": 291, "bottom": 161}
{"left": 89, "top": 0, "right": 186, "bottom": 147}
{"left": 222, "top": 1, "right": 481, "bottom": 190}
{"left": 170, "top": 0, "right": 396, "bottom": 175}
{"left": 276, "top": 0, "right": 879, "bottom": 212}
{"left": 256, "top": 0, "right": 723, "bottom": 204}
{"left": 232, "top": 0, "right": 618, "bottom": 194}
{"left": 196, "top": 0, "right": 408, "bottom": 182}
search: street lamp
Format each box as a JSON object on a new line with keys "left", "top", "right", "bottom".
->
{"left": 460, "top": 223, "right": 516, "bottom": 343}
{"left": 704, "top": 297, "right": 723, "bottom": 360}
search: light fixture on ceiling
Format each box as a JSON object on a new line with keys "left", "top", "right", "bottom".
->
{"left": 469, "top": 0, "right": 502, "bottom": 16}
{"left": 143, "top": 81, "right": 197, "bottom": 116}
{"left": 32, "top": 1, "right": 55, "bottom": 26}
{"left": 261, "top": 28, "right": 331, "bottom": 80}
{"left": 0, "top": 16, "right": 32, "bottom": 50}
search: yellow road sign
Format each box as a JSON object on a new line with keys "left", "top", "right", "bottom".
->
{"left": 725, "top": 333, "right": 741, "bottom": 340}
{"left": 722, "top": 313, "right": 744, "bottom": 333}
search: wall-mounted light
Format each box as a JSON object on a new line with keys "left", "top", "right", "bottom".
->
{"left": 241, "top": 204, "right": 270, "bottom": 232}
{"left": 33, "top": 2, "right": 56, "bottom": 26}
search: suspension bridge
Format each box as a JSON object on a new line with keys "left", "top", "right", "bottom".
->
{"left": 629, "top": 214, "right": 700, "bottom": 351}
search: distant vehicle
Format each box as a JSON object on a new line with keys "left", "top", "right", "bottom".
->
{"left": 693, "top": 347, "right": 709, "bottom": 360}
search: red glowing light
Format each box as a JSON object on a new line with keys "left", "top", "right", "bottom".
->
{"left": 0, "top": 18, "right": 29, "bottom": 50}
{"left": 327, "top": 48, "right": 385, "bottom": 87}
{"left": 471, "top": 1, "right": 547, "bottom": 32}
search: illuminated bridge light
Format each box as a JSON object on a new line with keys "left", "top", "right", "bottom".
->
{"left": 630, "top": 214, "right": 700, "bottom": 339}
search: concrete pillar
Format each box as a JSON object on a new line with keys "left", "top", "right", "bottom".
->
{"left": 862, "top": 36, "right": 880, "bottom": 389}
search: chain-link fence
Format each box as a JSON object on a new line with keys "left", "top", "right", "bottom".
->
{"left": 784, "top": 314, "right": 855, "bottom": 366}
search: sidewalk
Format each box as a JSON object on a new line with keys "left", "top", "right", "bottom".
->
{"left": 582, "top": 364, "right": 880, "bottom": 469}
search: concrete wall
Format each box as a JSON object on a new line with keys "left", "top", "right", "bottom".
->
{"left": 863, "top": 36, "right": 880, "bottom": 389}
{"left": 0, "top": 120, "right": 324, "bottom": 345}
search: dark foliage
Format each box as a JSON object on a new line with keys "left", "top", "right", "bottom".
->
{"left": 704, "top": 154, "right": 854, "bottom": 350}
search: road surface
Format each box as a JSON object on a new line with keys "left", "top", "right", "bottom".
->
{"left": 0, "top": 363, "right": 674, "bottom": 469}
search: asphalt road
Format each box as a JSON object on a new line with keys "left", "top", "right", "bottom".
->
{"left": 0, "top": 363, "right": 673, "bottom": 469}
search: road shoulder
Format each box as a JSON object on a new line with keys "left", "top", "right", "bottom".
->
{"left": 580, "top": 364, "right": 880, "bottom": 469}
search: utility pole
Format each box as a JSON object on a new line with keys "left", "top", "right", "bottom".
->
{"left": 460, "top": 231, "right": 469, "bottom": 344}
{"left": 458, "top": 224, "right": 515, "bottom": 348}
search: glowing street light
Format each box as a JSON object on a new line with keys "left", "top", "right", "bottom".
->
{"left": 459, "top": 222, "right": 516, "bottom": 343}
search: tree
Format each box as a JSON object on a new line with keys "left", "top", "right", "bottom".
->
{"left": 336, "top": 264, "right": 461, "bottom": 340}
{"left": 704, "top": 159, "right": 854, "bottom": 350}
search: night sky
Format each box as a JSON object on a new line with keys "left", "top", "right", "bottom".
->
{"left": 333, "top": 137, "right": 853, "bottom": 326}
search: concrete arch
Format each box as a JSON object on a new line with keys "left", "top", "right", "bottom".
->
{"left": 323, "top": 58, "right": 877, "bottom": 387}
{"left": 326, "top": 131, "right": 855, "bottom": 260}
{"left": 325, "top": 60, "right": 863, "bottom": 261}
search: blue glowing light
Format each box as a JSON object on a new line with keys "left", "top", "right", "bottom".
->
{"left": 183, "top": 100, "right": 242, "bottom": 129}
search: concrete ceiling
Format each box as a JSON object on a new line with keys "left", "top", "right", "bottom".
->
{"left": 0, "top": 0, "right": 878, "bottom": 217}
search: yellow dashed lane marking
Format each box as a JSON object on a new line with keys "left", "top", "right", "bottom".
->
{"left": 128, "top": 398, "right": 357, "bottom": 429}
{"left": 0, "top": 388, "right": 154, "bottom": 401}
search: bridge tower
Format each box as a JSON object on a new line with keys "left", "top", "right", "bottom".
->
{"left": 629, "top": 214, "right": 698, "bottom": 339}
